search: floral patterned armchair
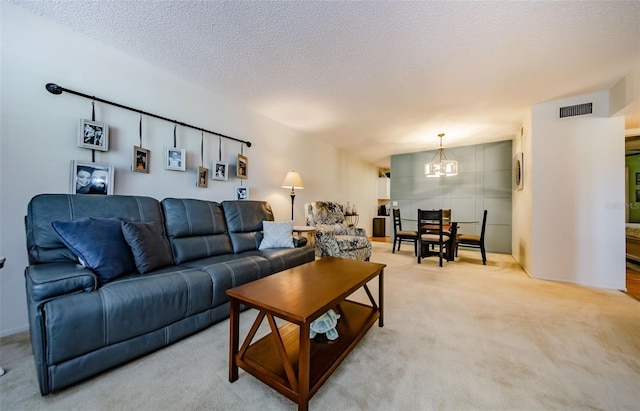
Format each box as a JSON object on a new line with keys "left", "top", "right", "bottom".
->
{"left": 304, "top": 201, "right": 372, "bottom": 261}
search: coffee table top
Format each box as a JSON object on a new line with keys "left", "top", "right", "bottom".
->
{"left": 226, "top": 257, "right": 385, "bottom": 324}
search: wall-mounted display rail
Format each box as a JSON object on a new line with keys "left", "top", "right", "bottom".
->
{"left": 45, "top": 83, "right": 252, "bottom": 147}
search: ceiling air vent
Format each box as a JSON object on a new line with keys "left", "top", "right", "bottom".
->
{"left": 559, "top": 102, "right": 593, "bottom": 118}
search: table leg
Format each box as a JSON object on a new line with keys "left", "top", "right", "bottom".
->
{"left": 297, "top": 322, "right": 311, "bottom": 411}
{"left": 229, "top": 299, "right": 240, "bottom": 382}
{"left": 379, "top": 270, "right": 384, "bottom": 327}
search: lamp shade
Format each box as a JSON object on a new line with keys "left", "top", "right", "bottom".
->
{"left": 281, "top": 171, "right": 304, "bottom": 189}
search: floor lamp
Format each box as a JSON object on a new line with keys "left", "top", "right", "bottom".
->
{"left": 281, "top": 171, "right": 304, "bottom": 220}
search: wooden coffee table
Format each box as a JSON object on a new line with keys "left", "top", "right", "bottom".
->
{"left": 227, "top": 257, "right": 385, "bottom": 411}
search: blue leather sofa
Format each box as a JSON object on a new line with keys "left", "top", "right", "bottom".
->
{"left": 24, "top": 194, "right": 315, "bottom": 395}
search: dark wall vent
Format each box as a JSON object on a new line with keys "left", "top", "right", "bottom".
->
{"left": 559, "top": 102, "right": 593, "bottom": 118}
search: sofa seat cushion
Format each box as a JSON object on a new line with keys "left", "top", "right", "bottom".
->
{"left": 43, "top": 267, "right": 213, "bottom": 364}
{"left": 182, "top": 254, "right": 272, "bottom": 307}
{"left": 243, "top": 247, "right": 316, "bottom": 273}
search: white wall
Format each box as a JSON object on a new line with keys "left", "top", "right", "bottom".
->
{"left": 0, "top": 3, "right": 378, "bottom": 337}
{"left": 530, "top": 91, "right": 626, "bottom": 290}
{"left": 511, "top": 115, "right": 533, "bottom": 275}
{"left": 610, "top": 66, "right": 640, "bottom": 116}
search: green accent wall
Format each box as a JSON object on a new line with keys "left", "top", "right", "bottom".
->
{"left": 626, "top": 154, "right": 640, "bottom": 222}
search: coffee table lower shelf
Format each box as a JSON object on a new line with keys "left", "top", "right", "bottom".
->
{"left": 236, "top": 300, "right": 379, "bottom": 404}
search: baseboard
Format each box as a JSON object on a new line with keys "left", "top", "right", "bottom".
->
{"left": 0, "top": 324, "right": 29, "bottom": 339}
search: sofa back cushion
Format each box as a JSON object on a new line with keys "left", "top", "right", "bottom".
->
{"left": 162, "top": 198, "right": 233, "bottom": 264}
{"left": 26, "top": 194, "right": 165, "bottom": 265}
{"left": 222, "top": 200, "right": 274, "bottom": 253}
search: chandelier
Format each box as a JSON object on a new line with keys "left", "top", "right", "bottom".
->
{"left": 425, "top": 133, "right": 458, "bottom": 177}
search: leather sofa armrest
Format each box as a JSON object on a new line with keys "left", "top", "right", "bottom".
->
{"left": 293, "top": 236, "right": 308, "bottom": 247}
{"left": 25, "top": 263, "right": 98, "bottom": 302}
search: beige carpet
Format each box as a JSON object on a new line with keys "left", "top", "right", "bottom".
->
{"left": 1, "top": 243, "right": 639, "bottom": 410}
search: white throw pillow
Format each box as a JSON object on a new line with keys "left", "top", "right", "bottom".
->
{"left": 259, "top": 220, "right": 295, "bottom": 249}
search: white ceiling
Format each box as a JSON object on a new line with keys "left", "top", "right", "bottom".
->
{"left": 10, "top": 1, "right": 640, "bottom": 167}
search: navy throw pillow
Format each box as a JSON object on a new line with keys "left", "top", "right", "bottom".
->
{"left": 121, "top": 221, "right": 174, "bottom": 274}
{"left": 51, "top": 218, "right": 136, "bottom": 283}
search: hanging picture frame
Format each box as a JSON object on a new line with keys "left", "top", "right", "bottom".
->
{"left": 78, "top": 119, "right": 109, "bottom": 151}
{"left": 237, "top": 154, "right": 248, "bottom": 179}
{"left": 166, "top": 148, "right": 186, "bottom": 171}
{"left": 212, "top": 161, "right": 229, "bottom": 181}
{"left": 235, "top": 186, "right": 249, "bottom": 200}
{"left": 132, "top": 146, "right": 149, "bottom": 173}
{"left": 197, "top": 166, "right": 209, "bottom": 188}
{"left": 70, "top": 160, "right": 114, "bottom": 195}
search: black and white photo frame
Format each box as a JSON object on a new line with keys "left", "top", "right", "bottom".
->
{"left": 198, "top": 166, "right": 209, "bottom": 188}
{"left": 78, "top": 119, "right": 109, "bottom": 151}
{"left": 237, "top": 154, "right": 248, "bottom": 179}
{"left": 132, "top": 146, "right": 149, "bottom": 173}
{"left": 70, "top": 160, "right": 114, "bottom": 195}
{"left": 166, "top": 148, "right": 186, "bottom": 171}
{"left": 235, "top": 186, "right": 249, "bottom": 200}
{"left": 212, "top": 161, "right": 228, "bottom": 181}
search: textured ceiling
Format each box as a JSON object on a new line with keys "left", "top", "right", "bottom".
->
{"left": 10, "top": 1, "right": 640, "bottom": 167}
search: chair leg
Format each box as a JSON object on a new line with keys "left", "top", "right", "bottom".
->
{"left": 392, "top": 238, "right": 396, "bottom": 253}
{"left": 414, "top": 240, "right": 417, "bottom": 256}
{"left": 481, "top": 244, "right": 487, "bottom": 265}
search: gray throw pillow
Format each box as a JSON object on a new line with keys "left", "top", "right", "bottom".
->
{"left": 121, "top": 221, "right": 174, "bottom": 274}
{"left": 259, "top": 220, "right": 294, "bottom": 249}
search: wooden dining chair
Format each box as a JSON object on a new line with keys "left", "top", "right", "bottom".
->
{"left": 426, "top": 209, "right": 452, "bottom": 241}
{"left": 456, "top": 210, "right": 488, "bottom": 264}
{"left": 417, "top": 209, "right": 451, "bottom": 267}
{"left": 392, "top": 209, "right": 418, "bottom": 255}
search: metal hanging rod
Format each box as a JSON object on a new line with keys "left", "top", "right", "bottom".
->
{"left": 45, "top": 83, "right": 252, "bottom": 147}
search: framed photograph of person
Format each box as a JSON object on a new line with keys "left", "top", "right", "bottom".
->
{"left": 132, "top": 146, "right": 150, "bottom": 173}
{"left": 237, "top": 154, "right": 248, "bottom": 179}
{"left": 165, "top": 148, "right": 186, "bottom": 171}
{"left": 235, "top": 186, "right": 249, "bottom": 200}
{"left": 211, "top": 161, "right": 228, "bottom": 181}
{"left": 197, "top": 166, "right": 209, "bottom": 188}
{"left": 70, "top": 160, "right": 114, "bottom": 195}
{"left": 78, "top": 119, "right": 109, "bottom": 151}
